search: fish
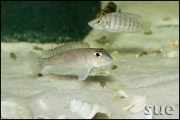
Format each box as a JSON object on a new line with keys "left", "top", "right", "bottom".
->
{"left": 96, "top": 2, "right": 118, "bottom": 18}
{"left": 88, "top": 12, "right": 151, "bottom": 33}
{"left": 10, "top": 52, "right": 18, "bottom": 60}
{"left": 95, "top": 36, "right": 109, "bottom": 44}
{"left": 100, "top": 81, "right": 106, "bottom": 90}
{"left": 27, "top": 42, "right": 112, "bottom": 81}
{"left": 111, "top": 65, "right": 118, "bottom": 70}
{"left": 33, "top": 46, "right": 43, "bottom": 51}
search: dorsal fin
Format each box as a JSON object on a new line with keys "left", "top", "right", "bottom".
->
{"left": 42, "top": 41, "right": 90, "bottom": 58}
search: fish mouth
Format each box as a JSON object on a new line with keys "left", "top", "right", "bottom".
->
{"left": 107, "top": 57, "right": 112, "bottom": 61}
{"left": 88, "top": 19, "right": 104, "bottom": 30}
{"left": 105, "top": 58, "right": 113, "bottom": 64}
{"left": 108, "top": 56, "right": 113, "bottom": 61}
{"left": 88, "top": 21, "right": 94, "bottom": 27}
{"left": 88, "top": 19, "right": 98, "bottom": 27}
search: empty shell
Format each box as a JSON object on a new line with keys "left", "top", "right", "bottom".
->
{"left": 114, "top": 90, "right": 128, "bottom": 99}
{"left": 69, "top": 99, "right": 111, "bottom": 119}
{"left": 1, "top": 101, "right": 33, "bottom": 119}
{"left": 122, "top": 96, "right": 147, "bottom": 113}
{"left": 57, "top": 115, "right": 68, "bottom": 119}
{"left": 126, "top": 109, "right": 152, "bottom": 119}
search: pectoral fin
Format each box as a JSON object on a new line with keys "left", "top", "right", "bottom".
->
{"left": 78, "top": 68, "right": 91, "bottom": 81}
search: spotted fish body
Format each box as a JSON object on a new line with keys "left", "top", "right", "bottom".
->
{"left": 27, "top": 42, "right": 112, "bottom": 81}
{"left": 88, "top": 12, "right": 151, "bottom": 33}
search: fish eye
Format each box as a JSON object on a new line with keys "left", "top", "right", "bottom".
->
{"left": 97, "top": 20, "right": 101, "bottom": 23}
{"left": 94, "top": 51, "right": 103, "bottom": 58}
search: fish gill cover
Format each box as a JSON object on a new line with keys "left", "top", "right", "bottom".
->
{"left": 1, "top": 1, "right": 100, "bottom": 43}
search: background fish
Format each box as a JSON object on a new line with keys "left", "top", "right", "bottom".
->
{"left": 88, "top": 12, "right": 151, "bottom": 33}
{"left": 27, "top": 42, "right": 112, "bottom": 81}
{"left": 96, "top": 2, "right": 117, "bottom": 18}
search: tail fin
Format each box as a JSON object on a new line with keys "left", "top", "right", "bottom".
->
{"left": 142, "top": 21, "right": 151, "bottom": 34}
{"left": 27, "top": 51, "right": 44, "bottom": 75}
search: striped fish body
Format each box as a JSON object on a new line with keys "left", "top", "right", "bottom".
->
{"left": 88, "top": 12, "right": 151, "bottom": 33}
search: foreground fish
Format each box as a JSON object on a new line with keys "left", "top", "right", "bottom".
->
{"left": 27, "top": 42, "right": 112, "bottom": 81}
{"left": 88, "top": 12, "right": 151, "bottom": 33}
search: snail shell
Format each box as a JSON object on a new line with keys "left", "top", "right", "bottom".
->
{"left": 1, "top": 101, "right": 33, "bottom": 119}
{"left": 69, "top": 99, "right": 111, "bottom": 119}
{"left": 126, "top": 109, "right": 152, "bottom": 119}
{"left": 114, "top": 90, "right": 128, "bottom": 99}
{"left": 122, "top": 96, "right": 146, "bottom": 113}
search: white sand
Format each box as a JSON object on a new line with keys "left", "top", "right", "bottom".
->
{"left": 1, "top": 1, "right": 179, "bottom": 119}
